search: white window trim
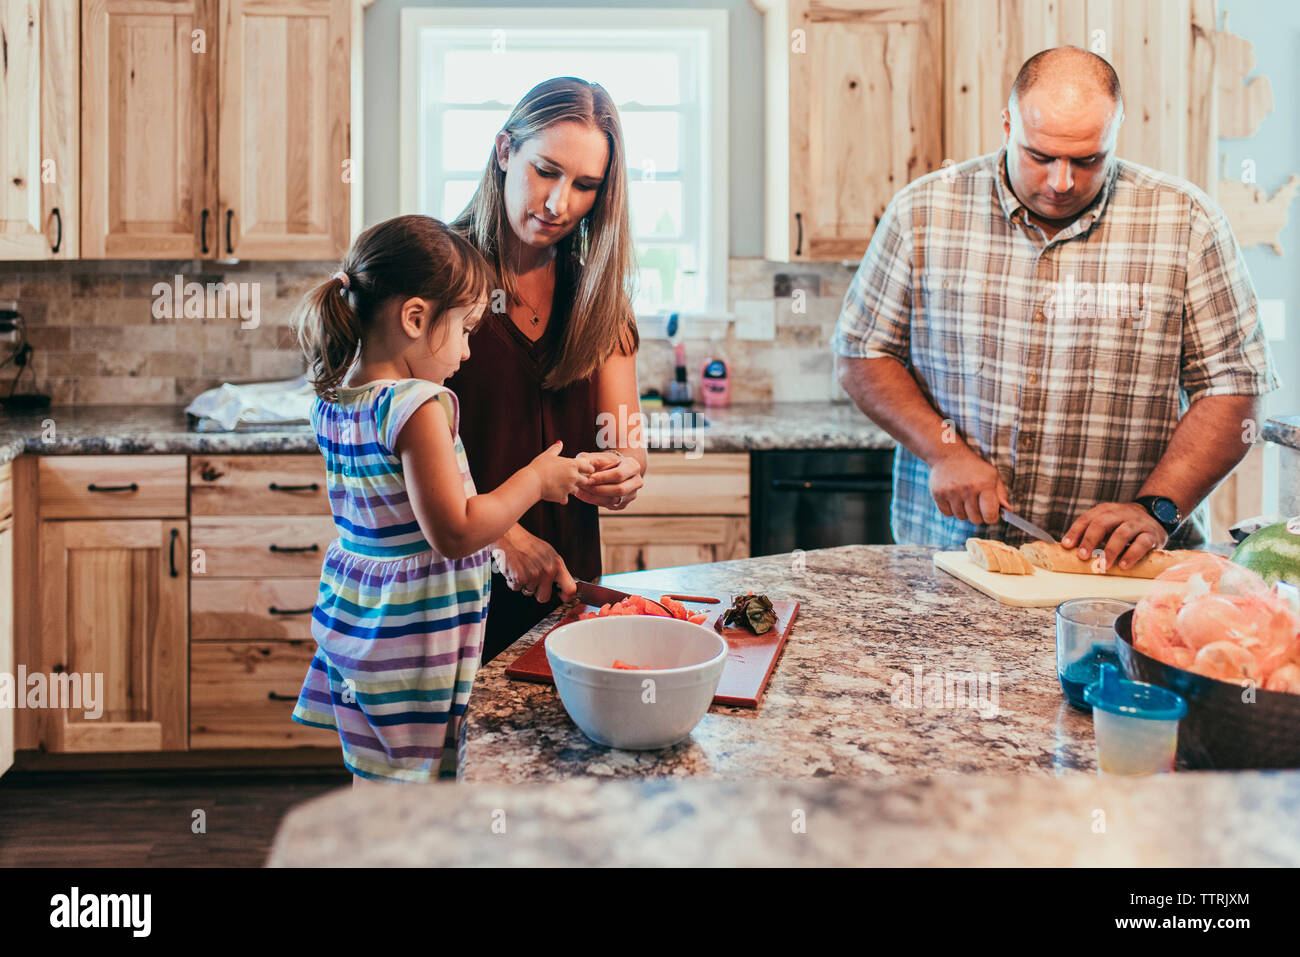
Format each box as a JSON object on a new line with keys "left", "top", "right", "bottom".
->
{"left": 398, "top": 6, "right": 729, "bottom": 318}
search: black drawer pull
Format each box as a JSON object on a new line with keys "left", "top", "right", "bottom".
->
{"left": 795, "top": 211, "right": 803, "bottom": 256}
{"left": 87, "top": 482, "right": 139, "bottom": 493}
{"left": 268, "top": 606, "right": 313, "bottom": 616}
{"left": 200, "top": 208, "right": 210, "bottom": 255}
{"left": 169, "top": 527, "right": 179, "bottom": 578}
{"left": 268, "top": 482, "right": 319, "bottom": 492}
{"left": 51, "top": 207, "right": 63, "bottom": 253}
{"left": 267, "top": 691, "right": 297, "bottom": 702}
{"left": 268, "top": 543, "right": 319, "bottom": 554}
{"left": 226, "top": 209, "right": 234, "bottom": 254}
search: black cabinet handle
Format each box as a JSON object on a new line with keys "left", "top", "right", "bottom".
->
{"left": 87, "top": 482, "right": 139, "bottom": 493}
{"left": 267, "top": 691, "right": 297, "bottom": 702}
{"left": 268, "top": 606, "right": 313, "bottom": 616}
{"left": 268, "top": 482, "right": 319, "bottom": 492}
{"left": 225, "top": 209, "right": 233, "bottom": 254}
{"left": 269, "top": 543, "right": 319, "bottom": 554}
{"left": 169, "top": 527, "right": 179, "bottom": 578}
{"left": 51, "top": 207, "right": 62, "bottom": 253}
{"left": 201, "top": 208, "right": 210, "bottom": 255}
{"left": 771, "top": 477, "right": 893, "bottom": 494}
{"left": 795, "top": 212, "right": 803, "bottom": 257}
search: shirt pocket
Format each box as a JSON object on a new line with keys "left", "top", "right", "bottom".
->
{"left": 1087, "top": 318, "right": 1181, "bottom": 399}
{"left": 917, "top": 269, "right": 986, "bottom": 376}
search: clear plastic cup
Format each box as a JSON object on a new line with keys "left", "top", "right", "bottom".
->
{"left": 1084, "top": 663, "right": 1187, "bottom": 775}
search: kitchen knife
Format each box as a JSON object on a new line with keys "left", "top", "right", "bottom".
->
{"left": 572, "top": 580, "right": 672, "bottom": 616}
{"left": 1002, "top": 508, "right": 1056, "bottom": 544}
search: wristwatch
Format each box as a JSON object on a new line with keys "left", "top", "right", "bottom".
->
{"left": 1134, "top": 495, "right": 1182, "bottom": 536}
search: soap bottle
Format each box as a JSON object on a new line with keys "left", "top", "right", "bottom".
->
{"left": 700, "top": 330, "right": 730, "bottom": 408}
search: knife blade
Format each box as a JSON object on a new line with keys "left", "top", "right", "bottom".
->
{"left": 572, "top": 580, "right": 672, "bottom": 616}
{"left": 1002, "top": 508, "right": 1056, "bottom": 544}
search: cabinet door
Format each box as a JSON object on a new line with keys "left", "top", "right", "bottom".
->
{"left": 600, "top": 515, "right": 750, "bottom": 574}
{"left": 0, "top": 528, "right": 13, "bottom": 778}
{"left": 787, "top": 0, "right": 943, "bottom": 260}
{"left": 0, "top": 0, "right": 79, "bottom": 259}
{"left": 80, "top": 0, "right": 218, "bottom": 258}
{"left": 38, "top": 520, "right": 189, "bottom": 752}
{"left": 218, "top": 0, "right": 349, "bottom": 259}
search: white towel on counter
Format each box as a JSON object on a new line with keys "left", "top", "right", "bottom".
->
{"left": 184, "top": 375, "right": 315, "bottom": 431}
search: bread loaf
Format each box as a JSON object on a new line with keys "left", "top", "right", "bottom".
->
{"left": 966, "top": 538, "right": 1035, "bottom": 575}
{"left": 1018, "top": 542, "right": 1185, "bottom": 579}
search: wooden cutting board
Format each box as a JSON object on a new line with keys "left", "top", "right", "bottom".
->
{"left": 505, "top": 592, "right": 800, "bottom": 708}
{"left": 933, "top": 550, "right": 1155, "bottom": 607}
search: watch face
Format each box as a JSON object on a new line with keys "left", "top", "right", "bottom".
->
{"left": 1153, "top": 498, "right": 1179, "bottom": 525}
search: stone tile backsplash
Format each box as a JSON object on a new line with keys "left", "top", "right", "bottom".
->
{"left": 0, "top": 257, "right": 860, "bottom": 406}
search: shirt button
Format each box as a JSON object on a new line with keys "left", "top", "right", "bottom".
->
{"left": 1028, "top": 372, "right": 1038, "bottom": 384}
{"left": 1020, "top": 435, "right": 1035, "bottom": 451}
{"left": 1034, "top": 309, "right": 1046, "bottom": 322}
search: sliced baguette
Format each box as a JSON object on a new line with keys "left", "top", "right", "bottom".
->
{"left": 965, "top": 538, "right": 1034, "bottom": 575}
{"left": 1018, "top": 542, "right": 1184, "bottom": 579}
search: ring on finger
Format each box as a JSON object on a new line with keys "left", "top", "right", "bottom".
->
{"left": 521, "top": 587, "right": 535, "bottom": 596}
{"left": 613, "top": 495, "right": 623, "bottom": 507}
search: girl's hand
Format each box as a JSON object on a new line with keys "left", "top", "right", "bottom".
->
{"left": 574, "top": 450, "right": 644, "bottom": 510}
{"left": 526, "top": 440, "right": 594, "bottom": 504}
{"left": 491, "top": 525, "right": 577, "bottom": 603}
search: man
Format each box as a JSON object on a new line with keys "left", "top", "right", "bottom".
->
{"left": 833, "top": 46, "right": 1279, "bottom": 570}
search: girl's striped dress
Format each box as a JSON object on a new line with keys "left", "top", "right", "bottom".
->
{"left": 291, "top": 378, "right": 492, "bottom": 782}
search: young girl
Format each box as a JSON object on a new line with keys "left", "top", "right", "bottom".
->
{"left": 289, "top": 214, "right": 592, "bottom": 785}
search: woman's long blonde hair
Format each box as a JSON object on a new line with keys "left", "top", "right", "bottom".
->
{"left": 452, "top": 77, "right": 638, "bottom": 390}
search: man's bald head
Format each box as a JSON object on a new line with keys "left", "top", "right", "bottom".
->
{"left": 1010, "top": 46, "right": 1123, "bottom": 114}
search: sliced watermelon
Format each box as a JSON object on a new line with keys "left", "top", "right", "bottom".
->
{"left": 1232, "top": 517, "right": 1300, "bottom": 588}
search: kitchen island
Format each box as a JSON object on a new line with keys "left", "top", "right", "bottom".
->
{"left": 466, "top": 545, "right": 1096, "bottom": 783}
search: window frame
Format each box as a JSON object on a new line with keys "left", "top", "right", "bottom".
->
{"left": 398, "top": 5, "right": 729, "bottom": 318}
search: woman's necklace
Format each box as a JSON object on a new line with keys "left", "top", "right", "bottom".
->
{"left": 514, "top": 248, "right": 555, "bottom": 329}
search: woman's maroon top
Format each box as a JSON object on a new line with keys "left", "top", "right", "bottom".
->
{"left": 444, "top": 269, "right": 601, "bottom": 661}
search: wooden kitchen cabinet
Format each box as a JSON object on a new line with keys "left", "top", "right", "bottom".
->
{"left": 218, "top": 0, "right": 351, "bottom": 259}
{"left": 80, "top": 0, "right": 218, "bottom": 258}
{"left": 0, "top": 464, "right": 14, "bottom": 778}
{"left": 38, "top": 518, "right": 189, "bottom": 752}
{"left": 79, "top": 0, "right": 351, "bottom": 259}
{"left": 0, "top": 0, "right": 80, "bottom": 259}
{"left": 757, "top": 0, "right": 944, "bottom": 261}
{"left": 599, "top": 452, "right": 750, "bottom": 574}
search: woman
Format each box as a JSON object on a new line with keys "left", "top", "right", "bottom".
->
{"left": 447, "top": 77, "right": 647, "bottom": 663}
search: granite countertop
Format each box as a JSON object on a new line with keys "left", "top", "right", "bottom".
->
{"left": 267, "top": 769, "right": 1300, "bottom": 866}
{"left": 1264, "top": 414, "right": 1300, "bottom": 452}
{"left": 0, "top": 399, "right": 893, "bottom": 465}
{"left": 466, "top": 545, "right": 1097, "bottom": 784}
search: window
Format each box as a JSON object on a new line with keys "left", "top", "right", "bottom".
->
{"left": 399, "top": 7, "right": 729, "bottom": 318}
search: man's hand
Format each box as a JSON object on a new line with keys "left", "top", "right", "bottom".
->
{"left": 1061, "top": 503, "right": 1169, "bottom": 572}
{"left": 574, "top": 450, "right": 644, "bottom": 510}
{"left": 928, "top": 445, "right": 1013, "bottom": 526}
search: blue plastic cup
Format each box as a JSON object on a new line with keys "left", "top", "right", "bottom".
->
{"left": 1084, "top": 664, "right": 1187, "bottom": 775}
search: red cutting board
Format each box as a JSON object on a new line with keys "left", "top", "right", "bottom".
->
{"left": 504, "top": 593, "right": 800, "bottom": 708}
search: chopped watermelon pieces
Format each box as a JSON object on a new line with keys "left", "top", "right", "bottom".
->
{"left": 575, "top": 593, "right": 711, "bottom": 626}
{"left": 611, "top": 659, "right": 650, "bottom": 670}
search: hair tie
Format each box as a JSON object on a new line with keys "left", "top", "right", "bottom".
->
{"left": 333, "top": 270, "right": 350, "bottom": 290}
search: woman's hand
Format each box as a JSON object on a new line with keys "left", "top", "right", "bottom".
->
{"left": 574, "top": 450, "right": 644, "bottom": 510}
{"left": 490, "top": 525, "right": 577, "bottom": 603}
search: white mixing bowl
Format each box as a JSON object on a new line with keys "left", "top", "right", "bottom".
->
{"left": 544, "top": 615, "right": 727, "bottom": 750}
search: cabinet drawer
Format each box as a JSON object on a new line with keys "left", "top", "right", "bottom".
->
{"left": 192, "top": 578, "right": 319, "bottom": 640}
{"left": 0, "top": 461, "right": 11, "bottom": 532}
{"left": 190, "top": 515, "right": 336, "bottom": 577}
{"left": 190, "top": 454, "right": 329, "bottom": 515}
{"left": 620, "top": 452, "right": 750, "bottom": 515}
{"left": 39, "top": 455, "right": 188, "bottom": 519}
{"left": 190, "top": 640, "right": 336, "bottom": 749}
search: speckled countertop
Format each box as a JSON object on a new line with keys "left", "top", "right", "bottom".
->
{"left": 267, "top": 770, "right": 1300, "bottom": 866}
{"left": 1264, "top": 415, "right": 1300, "bottom": 452}
{"left": 466, "top": 545, "right": 1097, "bottom": 784}
{"left": 0, "top": 399, "right": 893, "bottom": 465}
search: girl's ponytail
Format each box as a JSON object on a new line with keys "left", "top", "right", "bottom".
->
{"left": 296, "top": 270, "right": 364, "bottom": 400}
{"left": 295, "top": 215, "right": 491, "bottom": 400}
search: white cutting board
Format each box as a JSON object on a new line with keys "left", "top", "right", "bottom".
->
{"left": 933, "top": 550, "right": 1154, "bottom": 607}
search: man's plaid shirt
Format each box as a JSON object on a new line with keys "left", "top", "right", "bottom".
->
{"left": 832, "top": 147, "right": 1280, "bottom": 547}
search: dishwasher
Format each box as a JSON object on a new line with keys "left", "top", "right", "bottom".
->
{"left": 750, "top": 448, "right": 895, "bottom": 556}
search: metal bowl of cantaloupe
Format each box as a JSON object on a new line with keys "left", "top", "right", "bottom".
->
{"left": 544, "top": 616, "right": 726, "bottom": 750}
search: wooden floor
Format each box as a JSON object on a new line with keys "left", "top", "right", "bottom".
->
{"left": 0, "top": 768, "right": 351, "bottom": 867}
